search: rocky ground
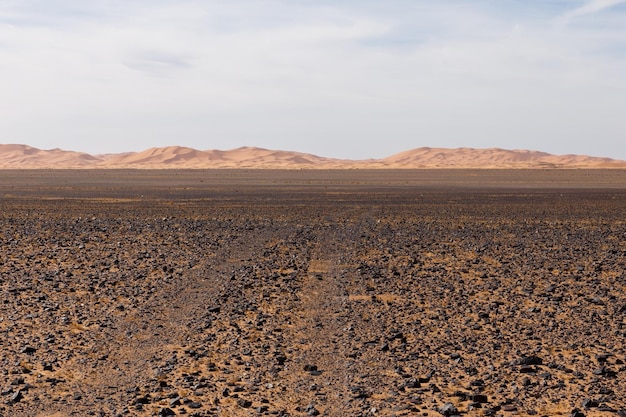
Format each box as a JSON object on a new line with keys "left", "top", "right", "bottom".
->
{"left": 0, "top": 170, "right": 625, "bottom": 417}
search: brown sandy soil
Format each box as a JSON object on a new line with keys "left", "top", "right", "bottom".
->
{"left": 0, "top": 170, "right": 625, "bottom": 417}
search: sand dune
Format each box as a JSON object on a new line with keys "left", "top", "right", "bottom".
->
{"left": 0, "top": 144, "right": 100, "bottom": 168}
{"left": 0, "top": 144, "right": 625, "bottom": 169}
{"left": 379, "top": 147, "right": 626, "bottom": 168}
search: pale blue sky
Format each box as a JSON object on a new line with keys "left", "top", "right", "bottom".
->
{"left": 1, "top": 0, "right": 625, "bottom": 159}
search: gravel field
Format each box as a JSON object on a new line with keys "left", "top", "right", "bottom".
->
{"left": 1, "top": 170, "right": 625, "bottom": 417}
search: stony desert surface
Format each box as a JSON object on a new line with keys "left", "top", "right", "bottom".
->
{"left": 1, "top": 169, "right": 626, "bottom": 417}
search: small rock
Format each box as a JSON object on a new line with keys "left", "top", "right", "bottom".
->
{"left": 306, "top": 404, "right": 320, "bottom": 416}
{"left": 516, "top": 356, "right": 543, "bottom": 366}
{"left": 582, "top": 399, "right": 599, "bottom": 408}
{"left": 404, "top": 378, "right": 420, "bottom": 389}
{"left": 439, "top": 402, "right": 458, "bottom": 416}
{"left": 569, "top": 409, "right": 586, "bottom": 417}
{"left": 10, "top": 389, "right": 23, "bottom": 404}
{"left": 10, "top": 377, "right": 24, "bottom": 386}
{"left": 593, "top": 366, "right": 617, "bottom": 377}
{"left": 135, "top": 396, "right": 151, "bottom": 404}
{"left": 472, "top": 394, "right": 488, "bottom": 403}
{"left": 237, "top": 398, "right": 252, "bottom": 408}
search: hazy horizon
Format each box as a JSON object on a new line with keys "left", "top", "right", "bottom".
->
{"left": 2, "top": 1, "right": 625, "bottom": 160}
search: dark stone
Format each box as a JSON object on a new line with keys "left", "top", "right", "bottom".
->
{"left": 470, "top": 379, "right": 485, "bottom": 387}
{"left": 517, "top": 356, "right": 543, "bottom": 366}
{"left": 136, "top": 396, "right": 151, "bottom": 404}
{"left": 582, "top": 399, "right": 599, "bottom": 408}
{"left": 569, "top": 409, "right": 585, "bottom": 417}
{"left": 599, "top": 386, "right": 614, "bottom": 395}
{"left": 10, "top": 389, "right": 23, "bottom": 404}
{"left": 21, "top": 346, "right": 36, "bottom": 355}
{"left": 405, "top": 378, "right": 420, "bottom": 389}
{"left": 237, "top": 398, "right": 252, "bottom": 408}
{"left": 472, "top": 394, "right": 488, "bottom": 403}
{"left": 306, "top": 404, "right": 320, "bottom": 416}
{"left": 158, "top": 408, "right": 176, "bottom": 416}
{"left": 349, "top": 386, "right": 370, "bottom": 399}
{"left": 10, "top": 377, "right": 24, "bottom": 386}
{"left": 593, "top": 366, "right": 617, "bottom": 377}
{"left": 452, "top": 391, "right": 467, "bottom": 400}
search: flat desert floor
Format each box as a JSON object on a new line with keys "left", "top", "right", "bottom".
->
{"left": 1, "top": 170, "right": 626, "bottom": 417}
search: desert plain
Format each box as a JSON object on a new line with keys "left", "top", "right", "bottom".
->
{"left": 1, "top": 169, "right": 626, "bottom": 417}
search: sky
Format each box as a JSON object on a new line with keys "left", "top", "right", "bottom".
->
{"left": 1, "top": 0, "right": 625, "bottom": 160}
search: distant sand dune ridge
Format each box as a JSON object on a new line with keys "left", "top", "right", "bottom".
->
{"left": 0, "top": 144, "right": 625, "bottom": 169}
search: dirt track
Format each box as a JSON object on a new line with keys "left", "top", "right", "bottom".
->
{"left": 1, "top": 170, "right": 625, "bottom": 417}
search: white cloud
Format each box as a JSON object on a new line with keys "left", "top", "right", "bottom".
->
{"left": 557, "top": 0, "right": 626, "bottom": 26}
{"left": 1, "top": 1, "right": 625, "bottom": 159}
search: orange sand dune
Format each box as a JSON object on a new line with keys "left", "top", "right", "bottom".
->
{"left": 0, "top": 144, "right": 625, "bottom": 169}
{"left": 379, "top": 147, "right": 626, "bottom": 168}
{"left": 0, "top": 144, "right": 100, "bottom": 168}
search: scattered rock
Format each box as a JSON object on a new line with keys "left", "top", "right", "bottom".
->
{"left": 439, "top": 402, "right": 458, "bottom": 416}
{"left": 569, "top": 409, "right": 586, "bottom": 417}
{"left": 516, "top": 356, "right": 543, "bottom": 366}
{"left": 2, "top": 174, "right": 626, "bottom": 416}
{"left": 237, "top": 398, "right": 252, "bottom": 408}
{"left": 9, "top": 389, "right": 23, "bottom": 404}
